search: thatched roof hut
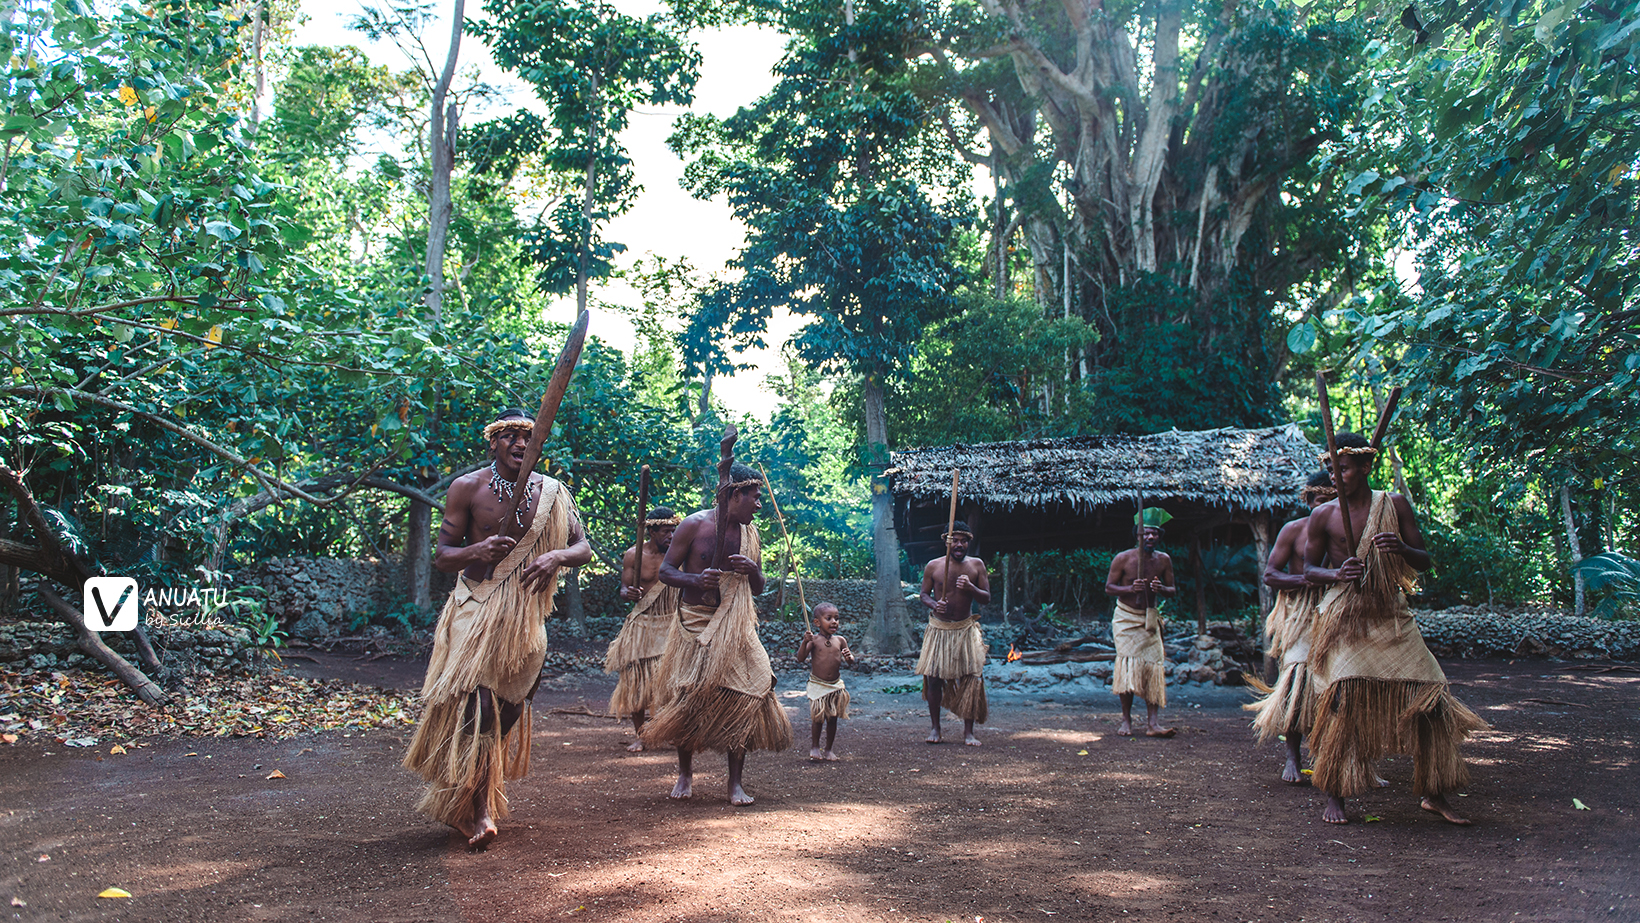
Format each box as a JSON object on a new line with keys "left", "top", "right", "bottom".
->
{"left": 886, "top": 423, "right": 1321, "bottom": 567}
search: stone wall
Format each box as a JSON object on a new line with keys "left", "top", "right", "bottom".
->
{"left": 755, "top": 578, "right": 879, "bottom": 622}
{"left": 232, "top": 557, "right": 455, "bottom": 638}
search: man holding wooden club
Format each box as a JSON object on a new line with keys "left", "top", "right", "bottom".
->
{"left": 917, "top": 518, "right": 992, "bottom": 746}
{"left": 403, "top": 312, "right": 593, "bottom": 850}
{"left": 402, "top": 408, "right": 592, "bottom": 849}
{"left": 604, "top": 463, "right": 682, "bottom": 750}
{"left": 1304, "top": 390, "right": 1487, "bottom": 825}
{"left": 642, "top": 427, "right": 792, "bottom": 805}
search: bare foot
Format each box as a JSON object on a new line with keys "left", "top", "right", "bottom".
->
{"left": 1117, "top": 719, "right": 1134, "bottom": 736}
{"left": 466, "top": 819, "right": 498, "bottom": 851}
{"left": 626, "top": 739, "right": 645, "bottom": 753}
{"left": 809, "top": 747, "right": 825, "bottom": 761}
{"left": 668, "top": 775, "right": 693, "bottom": 800}
{"left": 1421, "top": 795, "right": 1472, "bottom": 825}
{"left": 1322, "top": 795, "right": 1348, "bottom": 824}
{"left": 1281, "top": 760, "right": 1305, "bottom": 784}
{"left": 822, "top": 750, "right": 839, "bottom": 761}
{"left": 1144, "top": 726, "right": 1176, "bottom": 738}
{"left": 964, "top": 733, "right": 981, "bottom": 746}
{"left": 729, "top": 784, "right": 755, "bottom": 806}
{"left": 925, "top": 728, "right": 943, "bottom": 744}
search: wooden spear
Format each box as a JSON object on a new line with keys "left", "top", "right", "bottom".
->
{"left": 941, "top": 468, "right": 959, "bottom": 607}
{"left": 1135, "top": 487, "right": 1148, "bottom": 610}
{"left": 757, "top": 462, "right": 810, "bottom": 633}
{"left": 630, "top": 464, "right": 651, "bottom": 593}
{"left": 1314, "top": 370, "right": 1357, "bottom": 555}
{"left": 495, "top": 309, "right": 590, "bottom": 531}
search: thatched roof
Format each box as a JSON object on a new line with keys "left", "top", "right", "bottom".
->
{"left": 886, "top": 425, "right": 1321, "bottom": 556}
{"left": 887, "top": 424, "right": 1320, "bottom": 514}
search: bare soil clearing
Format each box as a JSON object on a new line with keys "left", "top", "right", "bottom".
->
{"left": 2, "top": 659, "right": 1634, "bottom": 922}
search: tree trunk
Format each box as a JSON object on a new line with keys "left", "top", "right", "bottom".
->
{"left": 1000, "top": 553, "right": 1011, "bottom": 629}
{"left": 564, "top": 566, "right": 586, "bottom": 636}
{"left": 412, "top": 1, "right": 464, "bottom": 612}
{"left": 39, "top": 586, "right": 169, "bottom": 706}
{"left": 1190, "top": 533, "right": 1207, "bottom": 634}
{"left": 406, "top": 499, "right": 434, "bottom": 611}
{"left": 1561, "top": 482, "right": 1585, "bottom": 616}
{"left": 862, "top": 374, "right": 912, "bottom": 653}
{"left": 1249, "top": 513, "right": 1274, "bottom": 680}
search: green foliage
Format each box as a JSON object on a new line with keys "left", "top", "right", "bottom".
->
{"left": 672, "top": 0, "right": 970, "bottom": 385}
{"left": 1176, "top": 544, "right": 1262, "bottom": 616}
{"left": 474, "top": 0, "right": 699, "bottom": 293}
{"left": 1576, "top": 553, "right": 1640, "bottom": 621}
{"left": 1315, "top": 0, "right": 1640, "bottom": 487}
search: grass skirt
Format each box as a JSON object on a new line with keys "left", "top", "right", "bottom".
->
{"left": 638, "top": 529, "right": 793, "bottom": 754}
{"left": 1246, "top": 661, "right": 1317, "bottom": 744}
{"left": 1111, "top": 601, "right": 1166, "bottom": 707}
{"left": 811, "top": 689, "right": 850, "bottom": 722}
{"left": 609, "top": 656, "right": 664, "bottom": 717}
{"left": 916, "top": 616, "right": 988, "bottom": 723}
{"left": 604, "top": 583, "right": 680, "bottom": 716}
{"left": 1309, "top": 678, "right": 1489, "bottom": 797}
{"left": 639, "top": 628, "right": 793, "bottom": 753}
{"left": 402, "top": 480, "right": 567, "bottom": 830}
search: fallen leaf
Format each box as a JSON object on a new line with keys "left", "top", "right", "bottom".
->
{"left": 10, "top": 896, "right": 24, "bottom": 907}
{"left": 109, "top": 744, "right": 126, "bottom": 755}
{"left": 97, "top": 887, "right": 131, "bottom": 898}
{"left": 1573, "top": 798, "right": 1590, "bottom": 811}
{"left": 1, "top": 733, "right": 15, "bottom": 744}
{"left": 36, "top": 855, "right": 49, "bottom": 862}
{"left": 184, "top": 752, "right": 198, "bottom": 757}
{"left": 1076, "top": 749, "right": 1088, "bottom": 755}
{"left": 266, "top": 769, "right": 286, "bottom": 779}
{"left": 1300, "top": 769, "right": 1314, "bottom": 775}
{"left": 1364, "top": 815, "right": 1382, "bottom": 823}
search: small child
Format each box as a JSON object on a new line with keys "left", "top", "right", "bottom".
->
{"left": 795, "top": 602, "right": 855, "bottom": 761}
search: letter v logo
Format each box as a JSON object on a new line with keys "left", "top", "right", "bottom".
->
{"left": 84, "top": 577, "right": 139, "bottom": 631}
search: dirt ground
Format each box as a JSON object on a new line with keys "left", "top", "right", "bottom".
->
{"left": 1, "top": 655, "right": 1635, "bottom": 923}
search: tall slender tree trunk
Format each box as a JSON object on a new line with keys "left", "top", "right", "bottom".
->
{"left": 409, "top": 0, "right": 465, "bottom": 613}
{"left": 1561, "top": 482, "right": 1585, "bottom": 616}
{"left": 862, "top": 374, "right": 912, "bottom": 653}
{"left": 565, "top": 566, "right": 586, "bottom": 635}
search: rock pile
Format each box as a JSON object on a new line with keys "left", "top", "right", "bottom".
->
{"left": 1414, "top": 606, "right": 1640, "bottom": 660}
{"left": 0, "top": 620, "right": 259, "bottom": 676}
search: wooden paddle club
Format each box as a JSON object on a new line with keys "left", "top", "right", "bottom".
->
{"left": 707, "top": 424, "right": 738, "bottom": 604}
{"left": 1314, "top": 370, "right": 1357, "bottom": 556}
{"left": 495, "top": 309, "right": 590, "bottom": 531}
{"left": 1370, "top": 385, "right": 1402, "bottom": 450}
{"left": 630, "top": 464, "right": 651, "bottom": 593}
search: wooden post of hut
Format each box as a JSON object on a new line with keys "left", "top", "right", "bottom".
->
{"left": 1247, "top": 512, "right": 1274, "bottom": 680}
{"left": 1190, "top": 533, "right": 1208, "bottom": 634}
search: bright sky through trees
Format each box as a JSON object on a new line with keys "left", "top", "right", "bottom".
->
{"left": 293, "top": 1, "right": 795, "bottom": 418}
